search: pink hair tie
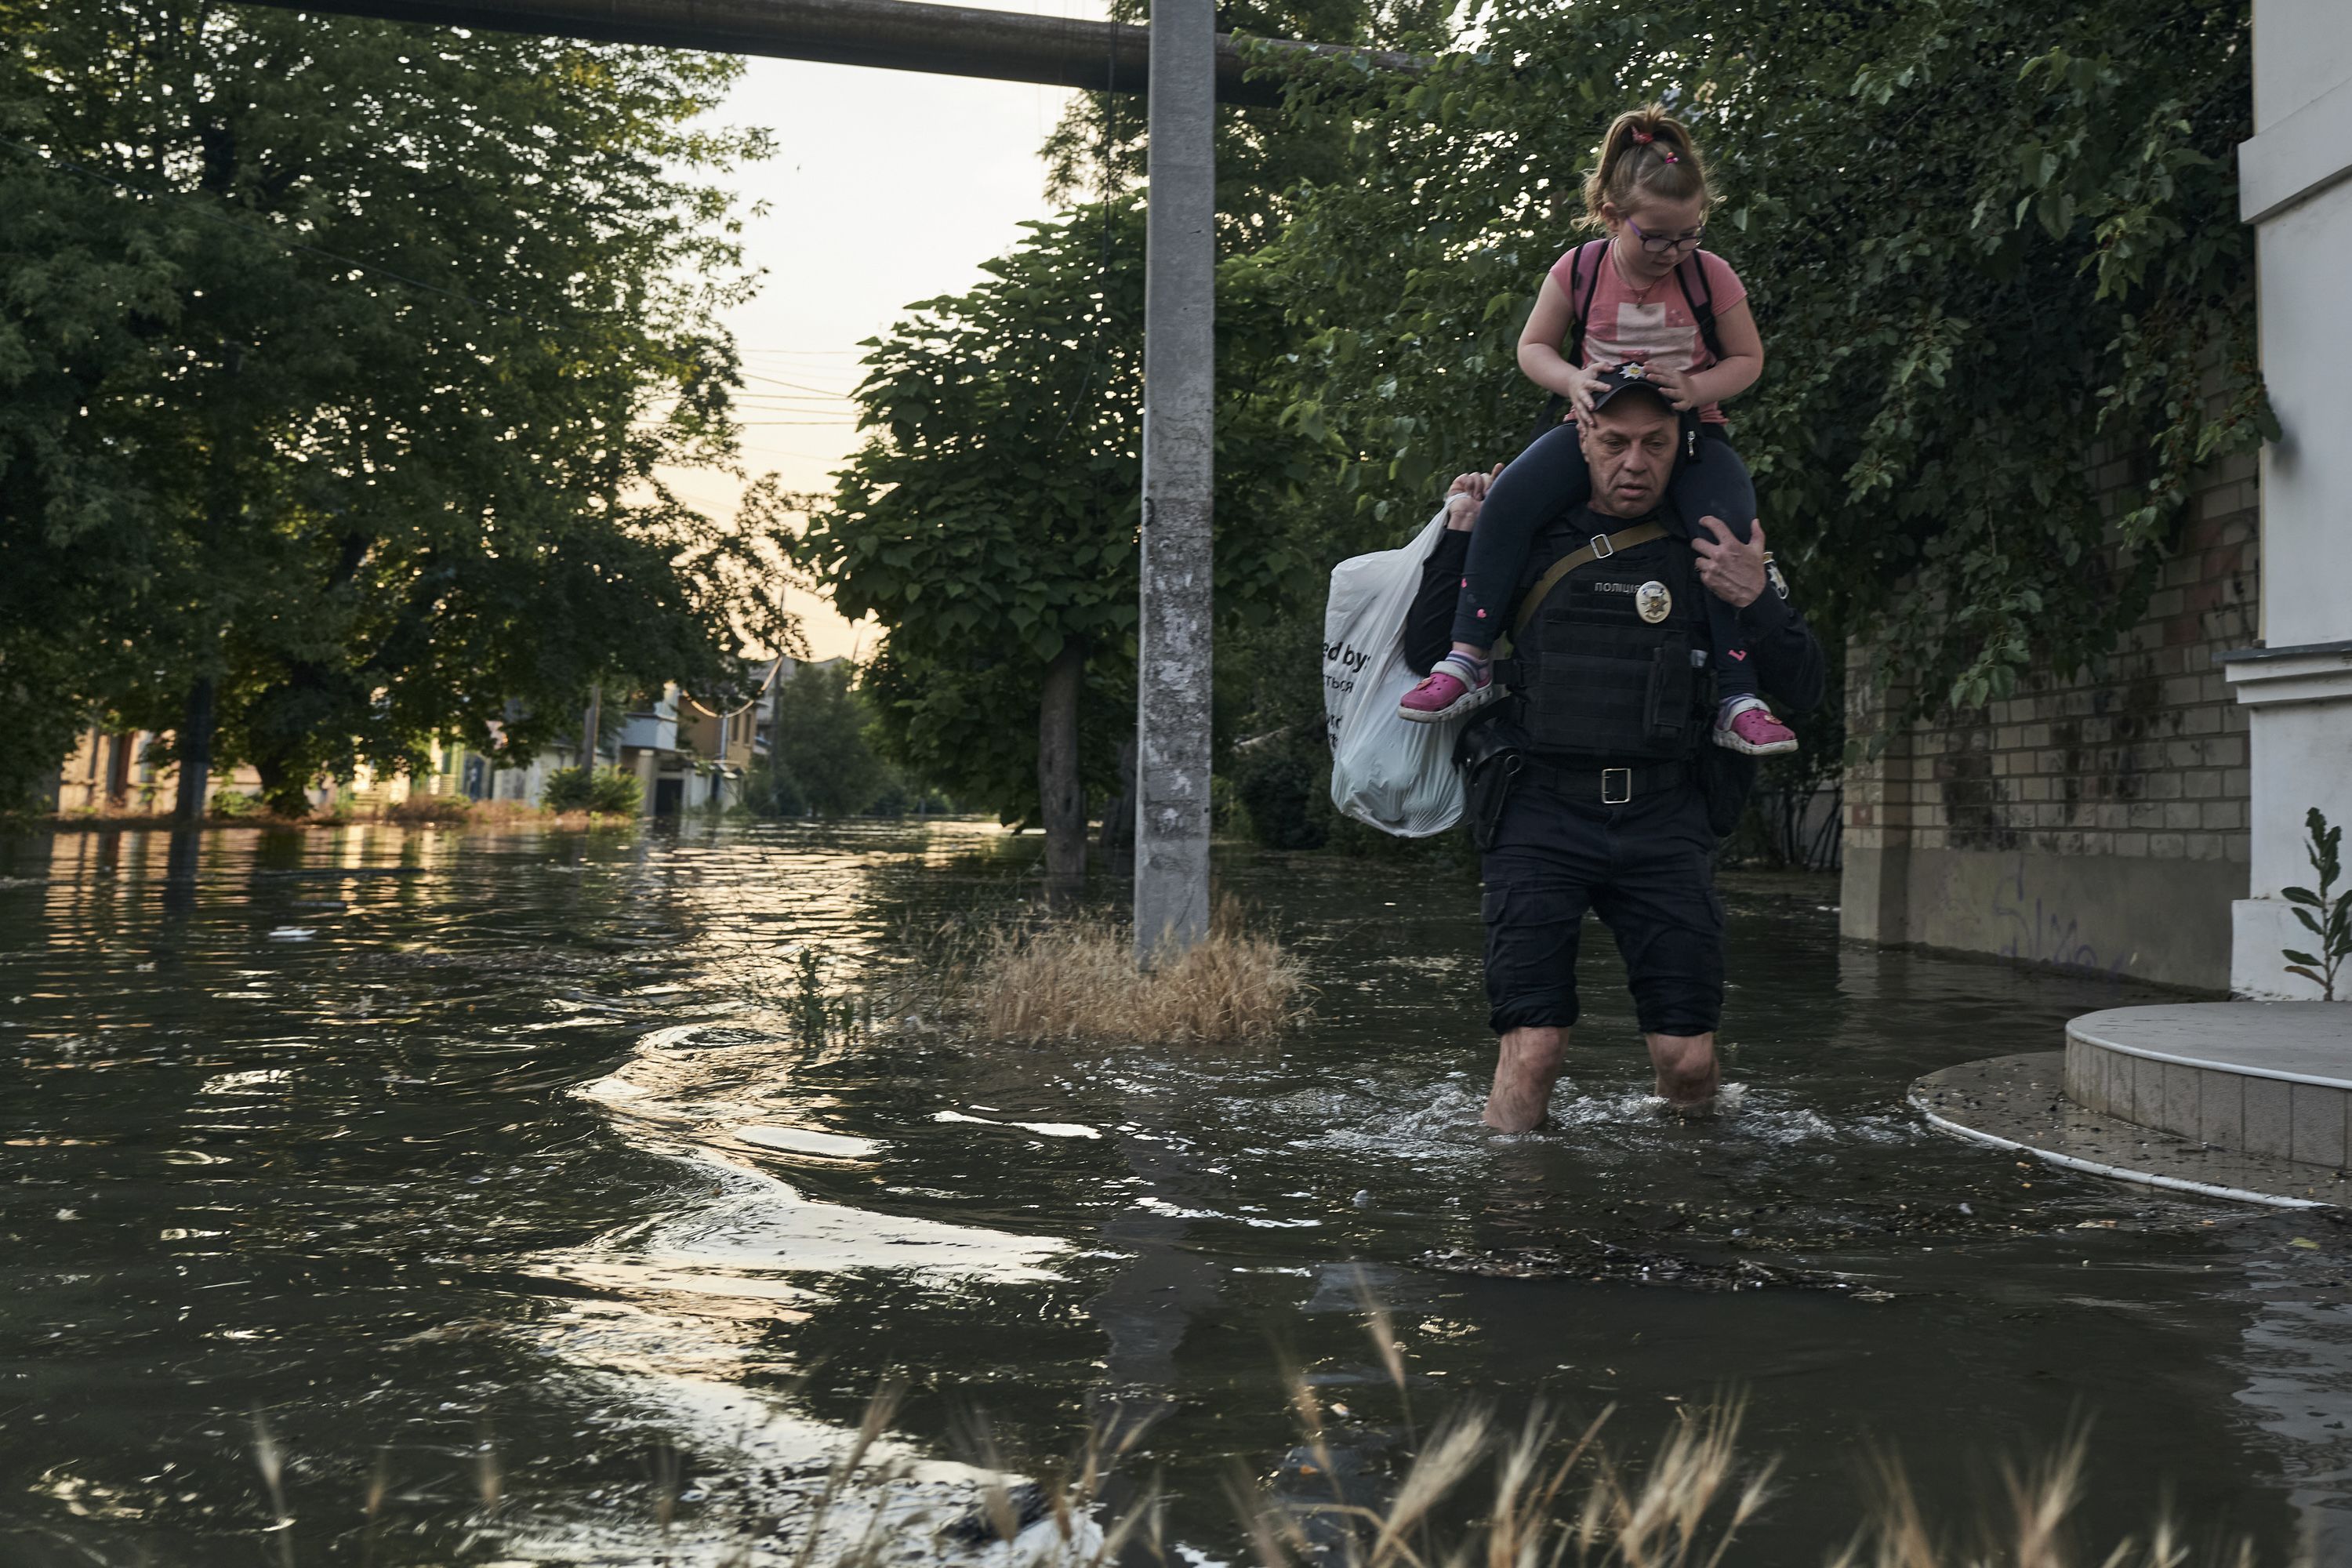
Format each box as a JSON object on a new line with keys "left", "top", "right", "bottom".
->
{"left": 1632, "top": 129, "right": 1654, "bottom": 144}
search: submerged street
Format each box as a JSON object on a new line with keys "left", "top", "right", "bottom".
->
{"left": 4, "top": 820, "right": 2349, "bottom": 1563}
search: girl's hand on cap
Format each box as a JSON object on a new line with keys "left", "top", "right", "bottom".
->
{"left": 1566, "top": 365, "right": 1605, "bottom": 422}
{"left": 1646, "top": 365, "right": 1697, "bottom": 411}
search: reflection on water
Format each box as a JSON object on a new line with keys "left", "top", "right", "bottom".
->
{"left": 1, "top": 819, "right": 2347, "bottom": 1563}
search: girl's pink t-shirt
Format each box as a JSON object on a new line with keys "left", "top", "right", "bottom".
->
{"left": 1547, "top": 243, "right": 1747, "bottom": 423}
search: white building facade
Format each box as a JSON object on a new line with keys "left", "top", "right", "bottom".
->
{"left": 2227, "top": 0, "right": 2352, "bottom": 998}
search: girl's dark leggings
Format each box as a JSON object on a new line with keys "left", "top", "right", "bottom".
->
{"left": 1450, "top": 423, "right": 1759, "bottom": 702}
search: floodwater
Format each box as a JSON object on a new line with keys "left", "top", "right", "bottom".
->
{"left": 3, "top": 819, "right": 2350, "bottom": 1566}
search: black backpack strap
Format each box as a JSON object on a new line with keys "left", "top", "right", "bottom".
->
{"left": 1674, "top": 250, "right": 1726, "bottom": 365}
{"left": 1527, "top": 240, "right": 1607, "bottom": 448}
{"left": 1563, "top": 238, "right": 1605, "bottom": 366}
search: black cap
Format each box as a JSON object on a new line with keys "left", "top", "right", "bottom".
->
{"left": 1586, "top": 361, "right": 1677, "bottom": 414}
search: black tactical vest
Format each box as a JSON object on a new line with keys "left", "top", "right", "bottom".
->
{"left": 1499, "top": 510, "right": 1717, "bottom": 762}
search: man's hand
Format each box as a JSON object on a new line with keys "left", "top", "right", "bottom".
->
{"left": 1443, "top": 463, "right": 1505, "bottom": 531}
{"left": 1692, "top": 516, "right": 1767, "bottom": 607}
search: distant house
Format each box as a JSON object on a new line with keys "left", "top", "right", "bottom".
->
{"left": 47, "top": 730, "right": 277, "bottom": 815}
{"left": 43, "top": 658, "right": 793, "bottom": 819}
{"left": 48, "top": 724, "right": 462, "bottom": 817}
{"left": 441, "top": 659, "right": 789, "bottom": 816}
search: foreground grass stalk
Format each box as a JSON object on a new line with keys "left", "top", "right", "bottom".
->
{"left": 361, "top": 1447, "right": 390, "bottom": 1568}
{"left": 791, "top": 1381, "right": 904, "bottom": 1568}
{"left": 251, "top": 1411, "right": 296, "bottom": 1568}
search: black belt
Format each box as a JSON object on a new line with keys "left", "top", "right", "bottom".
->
{"left": 1523, "top": 758, "right": 1690, "bottom": 805}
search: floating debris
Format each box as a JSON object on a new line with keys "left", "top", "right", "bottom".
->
{"left": 252, "top": 866, "right": 427, "bottom": 879}
{"left": 937, "top": 1481, "right": 1051, "bottom": 1545}
{"left": 1419, "top": 1236, "right": 1882, "bottom": 1296}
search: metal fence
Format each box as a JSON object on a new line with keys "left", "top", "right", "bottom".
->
{"left": 1749, "top": 781, "right": 1843, "bottom": 873}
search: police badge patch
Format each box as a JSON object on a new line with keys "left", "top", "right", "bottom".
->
{"left": 1635, "top": 581, "right": 1672, "bottom": 624}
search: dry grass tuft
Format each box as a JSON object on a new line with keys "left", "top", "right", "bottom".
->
{"left": 1220, "top": 1288, "right": 2282, "bottom": 1568}
{"left": 241, "top": 1355, "right": 2296, "bottom": 1567}
{"left": 1826, "top": 1431, "right": 2240, "bottom": 1568}
{"left": 970, "top": 899, "right": 1311, "bottom": 1046}
{"left": 1254, "top": 1371, "right": 1767, "bottom": 1568}
{"left": 386, "top": 793, "right": 477, "bottom": 826}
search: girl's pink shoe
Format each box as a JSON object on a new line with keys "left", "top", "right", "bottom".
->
{"left": 1714, "top": 698, "right": 1798, "bottom": 757}
{"left": 1399, "top": 654, "right": 1500, "bottom": 723}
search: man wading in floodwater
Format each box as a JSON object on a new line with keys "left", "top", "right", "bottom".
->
{"left": 1401, "top": 367, "right": 1825, "bottom": 1127}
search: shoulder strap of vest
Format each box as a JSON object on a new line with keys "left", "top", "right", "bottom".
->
{"left": 1509, "top": 520, "right": 1671, "bottom": 641}
{"left": 1674, "top": 252, "right": 1726, "bottom": 365}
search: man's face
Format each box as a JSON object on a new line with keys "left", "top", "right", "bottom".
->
{"left": 1578, "top": 396, "right": 1677, "bottom": 517}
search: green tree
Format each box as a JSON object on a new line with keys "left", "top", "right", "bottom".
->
{"left": 755, "top": 660, "right": 893, "bottom": 818}
{"left": 0, "top": 1, "right": 787, "bottom": 815}
{"left": 1261, "top": 0, "right": 2266, "bottom": 728}
{"left": 800, "top": 205, "right": 1316, "bottom": 887}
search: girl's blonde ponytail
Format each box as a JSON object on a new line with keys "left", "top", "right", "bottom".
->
{"left": 1579, "top": 102, "right": 1710, "bottom": 229}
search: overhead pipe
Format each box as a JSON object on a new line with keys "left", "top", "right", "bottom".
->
{"left": 253, "top": 0, "right": 1422, "bottom": 106}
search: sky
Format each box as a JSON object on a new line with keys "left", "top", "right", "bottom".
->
{"left": 656, "top": 4, "right": 1112, "bottom": 662}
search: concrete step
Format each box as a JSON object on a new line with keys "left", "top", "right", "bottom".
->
{"left": 1911, "top": 1051, "right": 2349, "bottom": 1209}
{"left": 2064, "top": 1003, "right": 2352, "bottom": 1168}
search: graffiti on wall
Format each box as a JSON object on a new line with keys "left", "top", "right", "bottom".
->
{"left": 1990, "top": 855, "right": 2133, "bottom": 978}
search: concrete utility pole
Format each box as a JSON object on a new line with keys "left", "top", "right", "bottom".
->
{"left": 1133, "top": 0, "right": 1214, "bottom": 964}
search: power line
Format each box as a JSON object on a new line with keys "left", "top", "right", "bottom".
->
{"left": 739, "top": 372, "right": 855, "bottom": 397}
{"left": 682, "top": 654, "right": 784, "bottom": 722}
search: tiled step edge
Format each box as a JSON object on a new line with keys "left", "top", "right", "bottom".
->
{"left": 2065, "top": 1033, "right": 2352, "bottom": 1167}
{"left": 1911, "top": 1051, "right": 2344, "bottom": 1210}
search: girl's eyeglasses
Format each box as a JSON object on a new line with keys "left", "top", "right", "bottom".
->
{"left": 1624, "top": 216, "right": 1704, "bottom": 255}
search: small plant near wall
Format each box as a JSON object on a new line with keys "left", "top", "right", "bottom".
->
{"left": 2283, "top": 808, "right": 2352, "bottom": 1000}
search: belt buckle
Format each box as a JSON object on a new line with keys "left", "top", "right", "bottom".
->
{"left": 1590, "top": 532, "right": 1615, "bottom": 560}
{"left": 1600, "top": 767, "right": 1632, "bottom": 806}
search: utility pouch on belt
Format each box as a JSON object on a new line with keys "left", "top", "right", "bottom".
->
{"left": 1643, "top": 633, "right": 1696, "bottom": 745}
{"left": 1697, "top": 744, "right": 1758, "bottom": 840}
{"left": 1457, "top": 717, "right": 1526, "bottom": 854}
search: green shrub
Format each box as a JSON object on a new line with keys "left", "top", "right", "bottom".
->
{"left": 544, "top": 766, "right": 642, "bottom": 815}
{"left": 1228, "top": 740, "right": 1328, "bottom": 851}
{"left": 758, "top": 764, "right": 811, "bottom": 818}
{"left": 208, "top": 789, "right": 271, "bottom": 819}
{"left": 543, "top": 768, "right": 593, "bottom": 811}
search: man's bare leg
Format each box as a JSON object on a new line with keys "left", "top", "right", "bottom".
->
{"left": 1484, "top": 1025, "right": 1566, "bottom": 1131}
{"left": 1646, "top": 1031, "right": 1719, "bottom": 1112}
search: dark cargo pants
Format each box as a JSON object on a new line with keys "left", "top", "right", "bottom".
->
{"left": 1479, "top": 771, "right": 1726, "bottom": 1038}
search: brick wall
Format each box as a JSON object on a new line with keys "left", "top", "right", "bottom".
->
{"left": 1841, "top": 449, "right": 2259, "bottom": 991}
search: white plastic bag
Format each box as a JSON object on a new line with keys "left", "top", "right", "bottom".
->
{"left": 1323, "top": 508, "right": 1467, "bottom": 837}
